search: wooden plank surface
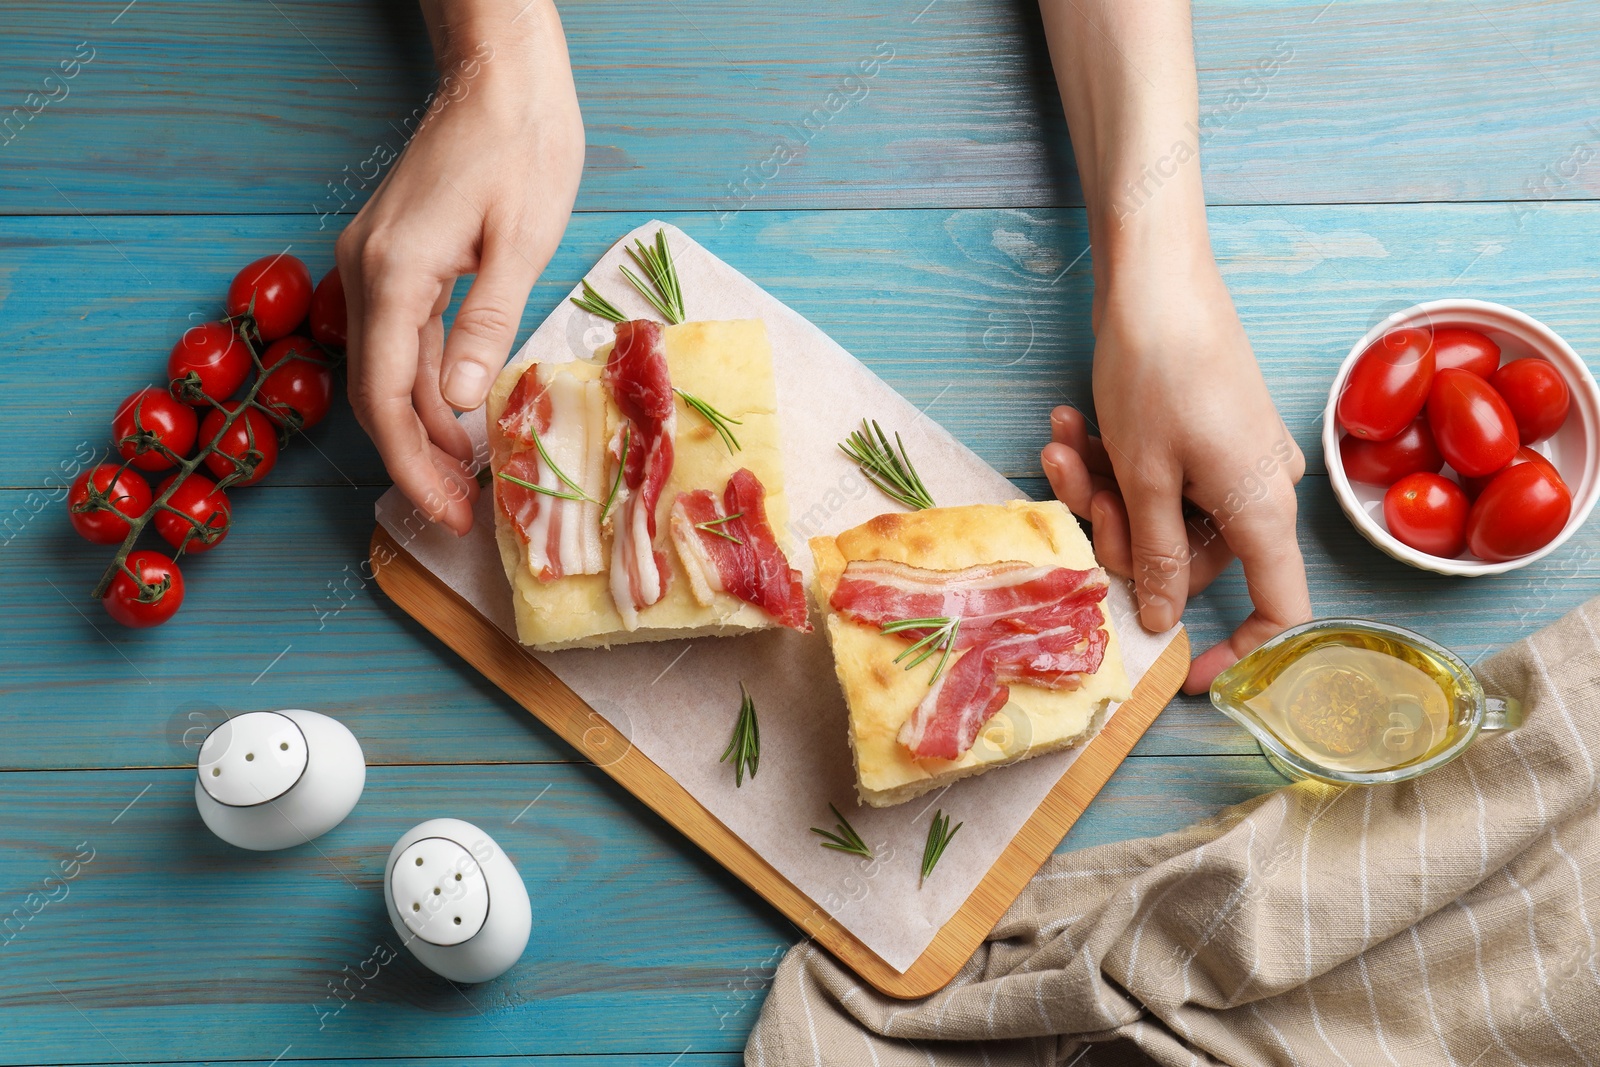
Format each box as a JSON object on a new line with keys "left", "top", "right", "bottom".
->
{"left": 6, "top": 201, "right": 1600, "bottom": 490}
{"left": 3, "top": 2, "right": 1598, "bottom": 213}
{"left": 0, "top": 757, "right": 1286, "bottom": 1064}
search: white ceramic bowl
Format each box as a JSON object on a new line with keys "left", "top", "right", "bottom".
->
{"left": 1324, "top": 299, "right": 1600, "bottom": 576}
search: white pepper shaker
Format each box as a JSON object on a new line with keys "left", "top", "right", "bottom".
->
{"left": 194, "top": 709, "right": 365, "bottom": 851}
{"left": 383, "top": 818, "right": 531, "bottom": 984}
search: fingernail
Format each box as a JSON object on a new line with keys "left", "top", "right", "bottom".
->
{"left": 1139, "top": 594, "right": 1173, "bottom": 632}
{"left": 443, "top": 362, "right": 490, "bottom": 410}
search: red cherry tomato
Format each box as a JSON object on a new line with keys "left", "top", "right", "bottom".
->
{"left": 67, "top": 464, "right": 152, "bottom": 544}
{"left": 200, "top": 402, "right": 280, "bottom": 486}
{"left": 1432, "top": 327, "right": 1501, "bottom": 378}
{"left": 168, "top": 321, "right": 250, "bottom": 405}
{"left": 1339, "top": 418, "right": 1443, "bottom": 486}
{"left": 1337, "top": 328, "right": 1436, "bottom": 440}
{"left": 1489, "top": 358, "right": 1570, "bottom": 444}
{"left": 1425, "top": 368, "right": 1520, "bottom": 477}
{"left": 113, "top": 387, "right": 199, "bottom": 472}
{"left": 309, "top": 266, "right": 347, "bottom": 351}
{"left": 1383, "top": 472, "right": 1469, "bottom": 558}
{"left": 1466, "top": 461, "right": 1571, "bottom": 562}
{"left": 227, "top": 254, "right": 313, "bottom": 343}
{"left": 154, "top": 472, "right": 232, "bottom": 553}
{"left": 103, "top": 549, "right": 185, "bottom": 628}
{"left": 258, "top": 336, "right": 335, "bottom": 429}
{"left": 1460, "top": 446, "right": 1565, "bottom": 499}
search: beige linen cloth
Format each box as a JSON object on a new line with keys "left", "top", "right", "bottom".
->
{"left": 747, "top": 599, "right": 1600, "bottom": 1066}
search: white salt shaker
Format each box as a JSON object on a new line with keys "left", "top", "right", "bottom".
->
{"left": 383, "top": 818, "right": 531, "bottom": 984}
{"left": 194, "top": 709, "right": 366, "bottom": 851}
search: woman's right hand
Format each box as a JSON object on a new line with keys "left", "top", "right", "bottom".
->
{"left": 338, "top": 0, "right": 584, "bottom": 535}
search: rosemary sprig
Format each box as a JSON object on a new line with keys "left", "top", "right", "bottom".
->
{"left": 720, "top": 682, "right": 760, "bottom": 787}
{"left": 675, "top": 388, "right": 742, "bottom": 453}
{"left": 621, "top": 229, "right": 686, "bottom": 325}
{"left": 528, "top": 424, "right": 597, "bottom": 502}
{"left": 880, "top": 616, "right": 961, "bottom": 686}
{"left": 600, "top": 425, "right": 629, "bottom": 524}
{"left": 495, "top": 470, "right": 589, "bottom": 503}
{"left": 570, "top": 278, "right": 626, "bottom": 323}
{"left": 919, "top": 810, "right": 963, "bottom": 886}
{"left": 694, "top": 512, "right": 745, "bottom": 545}
{"left": 839, "top": 419, "right": 936, "bottom": 511}
{"left": 810, "top": 803, "right": 872, "bottom": 859}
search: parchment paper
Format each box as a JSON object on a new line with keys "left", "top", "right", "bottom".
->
{"left": 375, "top": 221, "right": 1183, "bottom": 972}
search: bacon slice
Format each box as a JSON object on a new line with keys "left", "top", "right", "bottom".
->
{"left": 494, "top": 364, "right": 606, "bottom": 581}
{"left": 831, "top": 559, "right": 1107, "bottom": 644}
{"left": 668, "top": 468, "right": 811, "bottom": 632}
{"left": 832, "top": 559, "right": 1111, "bottom": 761}
{"left": 604, "top": 321, "right": 677, "bottom": 628}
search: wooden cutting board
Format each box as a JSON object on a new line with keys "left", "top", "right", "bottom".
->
{"left": 370, "top": 524, "right": 1188, "bottom": 998}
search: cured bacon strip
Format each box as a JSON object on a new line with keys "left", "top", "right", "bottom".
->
{"left": 837, "top": 560, "right": 1111, "bottom": 760}
{"left": 668, "top": 468, "right": 811, "bottom": 632}
{"left": 831, "top": 559, "right": 1107, "bottom": 645}
{"left": 495, "top": 364, "right": 605, "bottom": 581}
{"left": 605, "top": 321, "right": 676, "bottom": 628}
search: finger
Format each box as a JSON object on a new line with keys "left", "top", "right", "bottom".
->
{"left": 1049, "top": 406, "right": 1114, "bottom": 476}
{"left": 1180, "top": 510, "right": 1238, "bottom": 594}
{"left": 415, "top": 283, "right": 473, "bottom": 464}
{"left": 1042, "top": 442, "right": 1117, "bottom": 519}
{"left": 1183, "top": 496, "right": 1312, "bottom": 694}
{"left": 1120, "top": 467, "right": 1192, "bottom": 632}
{"left": 439, "top": 229, "right": 537, "bottom": 411}
{"left": 1087, "top": 489, "right": 1133, "bottom": 578}
{"left": 352, "top": 280, "right": 475, "bottom": 536}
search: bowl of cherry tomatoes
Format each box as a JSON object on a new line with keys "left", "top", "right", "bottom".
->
{"left": 1324, "top": 299, "right": 1600, "bottom": 576}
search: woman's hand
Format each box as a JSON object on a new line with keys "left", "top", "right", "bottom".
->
{"left": 1042, "top": 256, "right": 1311, "bottom": 693}
{"left": 338, "top": 0, "right": 583, "bottom": 535}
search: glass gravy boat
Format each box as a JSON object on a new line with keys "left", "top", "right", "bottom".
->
{"left": 1210, "top": 618, "right": 1522, "bottom": 785}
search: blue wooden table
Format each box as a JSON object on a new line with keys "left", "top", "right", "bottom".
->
{"left": 3, "top": 2, "right": 1598, "bottom": 1063}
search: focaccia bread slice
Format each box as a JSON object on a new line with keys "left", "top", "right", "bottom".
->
{"left": 810, "top": 500, "right": 1132, "bottom": 807}
{"left": 487, "top": 320, "right": 798, "bottom": 650}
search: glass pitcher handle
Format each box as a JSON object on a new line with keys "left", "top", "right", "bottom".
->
{"left": 1482, "top": 696, "right": 1523, "bottom": 734}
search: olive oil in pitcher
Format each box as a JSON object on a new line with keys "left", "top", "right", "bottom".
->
{"left": 1211, "top": 624, "right": 1471, "bottom": 775}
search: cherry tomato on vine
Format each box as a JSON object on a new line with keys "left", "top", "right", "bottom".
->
{"left": 1426, "top": 368, "right": 1520, "bottom": 477}
{"left": 227, "top": 254, "right": 313, "bottom": 343}
{"left": 200, "top": 402, "right": 280, "bottom": 486}
{"left": 68, "top": 464, "right": 152, "bottom": 544}
{"left": 1337, "top": 328, "right": 1436, "bottom": 440}
{"left": 103, "top": 549, "right": 185, "bottom": 628}
{"left": 154, "top": 472, "right": 232, "bottom": 554}
{"left": 309, "top": 266, "right": 347, "bottom": 351}
{"left": 258, "top": 336, "right": 335, "bottom": 429}
{"left": 167, "top": 320, "right": 250, "bottom": 405}
{"left": 1432, "top": 327, "right": 1501, "bottom": 378}
{"left": 1465, "top": 461, "right": 1571, "bottom": 562}
{"left": 113, "top": 387, "right": 199, "bottom": 472}
{"left": 1383, "top": 472, "right": 1469, "bottom": 558}
{"left": 1460, "top": 446, "right": 1564, "bottom": 499}
{"left": 1338, "top": 418, "right": 1443, "bottom": 486}
{"left": 1489, "top": 358, "right": 1570, "bottom": 444}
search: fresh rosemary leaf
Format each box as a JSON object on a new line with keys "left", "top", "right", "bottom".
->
{"left": 694, "top": 512, "right": 745, "bottom": 545}
{"left": 675, "top": 388, "right": 743, "bottom": 453}
{"left": 720, "top": 682, "right": 761, "bottom": 786}
{"left": 839, "top": 419, "right": 937, "bottom": 511}
{"left": 496, "top": 470, "right": 590, "bottom": 502}
{"left": 919, "top": 809, "right": 963, "bottom": 885}
{"left": 600, "top": 425, "right": 629, "bottom": 524}
{"left": 621, "top": 229, "right": 686, "bottom": 325}
{"left": 570, "top": 278, "right": 626, "bottom": 323}
{"left": 882, "top": 616, "right": 961, "bottom": 686}
{"left": 528, "top": 425, "right": 596, "bottom": 502}
{"left": 810, "top": 802, "right": 872, "bottom": 859}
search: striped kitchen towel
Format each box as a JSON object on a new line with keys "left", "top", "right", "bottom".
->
{"left": 747, "top": 597, "right": 1600, "bottom": 1066}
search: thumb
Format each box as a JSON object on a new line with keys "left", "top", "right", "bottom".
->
{"left": 440, "top": 231, "right": 538, "bottom": 411}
